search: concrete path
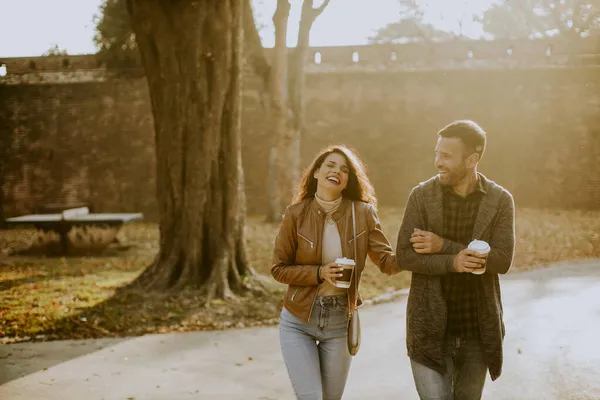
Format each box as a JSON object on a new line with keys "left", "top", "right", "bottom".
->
{"left": 1, "top": 259, "right": 599, "bottom": 399}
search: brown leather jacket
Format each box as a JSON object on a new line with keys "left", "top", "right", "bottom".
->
{"left": 271, "top": 197, "right": 400, "bottom": 321}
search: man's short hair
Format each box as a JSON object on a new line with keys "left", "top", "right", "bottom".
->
{"left": 437, "top": 120, "right": 487, "bottom": 159}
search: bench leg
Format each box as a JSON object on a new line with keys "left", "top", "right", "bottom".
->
{"left": 57, "top": 223, "right": 70, "bottom": 255}
{"left": 59, "top": 231, "right": 69, "bottom": 255}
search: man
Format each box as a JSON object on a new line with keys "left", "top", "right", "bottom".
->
{"left": 396, "top": 120, "right": 515, "bottom": 400}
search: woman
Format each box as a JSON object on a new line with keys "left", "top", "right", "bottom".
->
{"left": 271, "top": 145, "right": 400, "bottom": 400}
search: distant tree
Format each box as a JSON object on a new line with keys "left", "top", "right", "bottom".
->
{"left": 94, "top": 0, "right": 268, "bottom": 72}
{"left": 266, "top": 0, "right": 332, "bottom": 222}
{"left": 370, "top": 19, "right": 455, "bottom": 43}
{"left": 287, "top": 0, "right": 332, "bottom": 190}
{"left": 94, "top": 0, "right": 140, "bottom": 69}
{"left": 478, "top": 0, "right": 600, "bottom": 39}
{"left": 42, "top": 44, "right": 69, "bottom": 56}
{"left": 369, "top": 0, "right": 454, "bottom": 43}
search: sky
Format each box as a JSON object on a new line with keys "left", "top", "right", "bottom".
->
{"left": 0, "top": 0, "right": 498, "bottom": 57}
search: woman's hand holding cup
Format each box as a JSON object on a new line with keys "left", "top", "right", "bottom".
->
{"left": 320, "top": 262, "right": 344, "bottom": 286}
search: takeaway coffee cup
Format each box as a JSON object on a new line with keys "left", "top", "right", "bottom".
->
{"left": 468, "top": 240, "right": 490, "bottom": 275}
{"left": 334, "top": 257, "right": 355, "bottom": 288}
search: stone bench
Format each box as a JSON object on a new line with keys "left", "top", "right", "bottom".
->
{"left": 4, "top": 208, "right": 143, "bottom": 255}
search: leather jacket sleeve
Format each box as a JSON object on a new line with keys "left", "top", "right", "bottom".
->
{"left": 271, "top": 206, "right": 320, "bottom": 286}
{"left": 366, "top": 204, "right": 401, "bottom": 275}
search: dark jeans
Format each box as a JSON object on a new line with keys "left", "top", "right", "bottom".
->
{"left": 410, "top": 336, "right": 488, "bottom": 400}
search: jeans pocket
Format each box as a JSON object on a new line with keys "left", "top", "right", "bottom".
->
{"left": 325, "top": 307, "right": 349, "bottom": 334}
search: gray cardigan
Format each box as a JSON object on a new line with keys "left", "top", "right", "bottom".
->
{"left": 396, "top": 173, "right": 515, "bottom": 381}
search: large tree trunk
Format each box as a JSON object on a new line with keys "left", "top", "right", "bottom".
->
{"left": 266, "top": 0, "right": 292, "bottom": 222}
{"left": 0, "top": 166, "right": 5, "bottom": 228}
{"left": 288, "top": 0, "right": 331, "bottom": 185}
{"left": 125, "top": 0, "right": 252, "bottom": 300}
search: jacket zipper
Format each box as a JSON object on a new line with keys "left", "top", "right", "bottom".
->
{"left": 307, "top": 291, "right": 318, "bottom": 322}
{"left": 306, "top": 206, "right": 327, "bottom": 321}
{"left": 348, "top": 230, "right": 366, "bottom": 245}
{"left": 297, "top": 233, "right": 314, "bottom": 248}
{"left": 291, "top": 288, "right": 317, "bottom": 322}
{"left": 290, "top": 287, "right": 300, "bottom": 302}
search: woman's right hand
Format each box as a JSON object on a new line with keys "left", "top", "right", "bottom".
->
{"left": 320, "top": 262, "right": 344, "bottom": 286}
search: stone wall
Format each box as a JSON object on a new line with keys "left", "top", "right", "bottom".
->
{"left": 2, "top": 36, "right": 599, "bottom": 75}
{"left": 1, "top": 65, "right": 599, "bottom": 220}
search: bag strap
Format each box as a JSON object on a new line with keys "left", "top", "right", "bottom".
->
{"left": 351, "top": 202, "right": 358, "bottom": 310}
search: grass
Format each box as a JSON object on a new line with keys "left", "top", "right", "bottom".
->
{"left": 1, "top": 207, "right": 599, "bottom": 342}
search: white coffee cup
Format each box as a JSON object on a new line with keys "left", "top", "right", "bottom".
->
{"left": 467, "top": 240, "right": 490, "bottom": 275}
{"left": 334, "top": 257, "right": 355, "bottom": 288}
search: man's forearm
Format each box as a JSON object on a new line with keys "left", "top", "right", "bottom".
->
{"left": 485, "top": 246, "right": 513, "bottom": 274}
{"left": 397, "top": 246, "right": 455, "bottom": 275}
{"left": 397, "top": 189, "right": 456, "bottom": 275}
{"left": 441, "top": 238, "right": 466, "bottom": 254}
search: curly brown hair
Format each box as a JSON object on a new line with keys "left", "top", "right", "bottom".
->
{"left": 292, "top": 145, "right": 378, "bottom": 209}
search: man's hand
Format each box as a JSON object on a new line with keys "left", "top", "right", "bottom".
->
{"left": 453, "top": 249, "right": 486, "bottom": 273}
{"left": 410, "top": 229, "right": 444, "bottom": 254}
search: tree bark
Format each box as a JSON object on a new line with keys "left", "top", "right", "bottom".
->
{"left": 266, "top": 0, "right": 292, "bottom": 222}
{"left": 264, "top": 0, "right": 332, "bottom": 222}
{"left": 0, "top": 166, "right": 5, "bottom": 228}
{"left": 125, "top": 0, "right": 253, "bottom": 300}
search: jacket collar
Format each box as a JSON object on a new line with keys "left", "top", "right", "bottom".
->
{"left": 441, "top": 175, "right": 487, "bottom": 197}
{"left": 422, "top": 173, "right": 502, "bottom": 240}
{"left": 309, "top": 196, "right": 351, "bottom": 223}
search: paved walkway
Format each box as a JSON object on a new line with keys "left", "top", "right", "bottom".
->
{"left": 1, "top": 259, "right": 599, "bottom": 399}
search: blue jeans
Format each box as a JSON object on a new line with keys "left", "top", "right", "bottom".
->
{"left": 279, "top": 295, "right": 352, "bottom": 400}
{"left": 410, "top": 337, "right": 488, "bottom": 400}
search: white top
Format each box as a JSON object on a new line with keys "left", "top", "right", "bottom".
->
{"left": 315, "top": 195, "right": 346, "bottom": 296}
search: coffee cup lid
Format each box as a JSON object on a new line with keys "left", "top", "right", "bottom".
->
{"left": 335, "top": 257, "right": 356, "bottom": 265}
{"left": 468, "top": 240, "right": 490, "bottom": 253}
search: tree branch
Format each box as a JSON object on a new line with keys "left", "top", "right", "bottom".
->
{"left": 575, "top": 0, "right": 600, "bottom": 34}
{"left": 546, "top": 0, "right": 569, "bottom": 33}
{"left": 301, "top": 0, "right": 332, "bottom": 26}
{"left": 314, "top": 0, "right": 332, "bottom": 19}
{"left": 273, "top": 0, "right": 291, "bottom": 24}
{"left": 243, "top": 0, "right": 270, "bottom": 86}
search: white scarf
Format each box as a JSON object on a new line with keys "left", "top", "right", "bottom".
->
{"left": 315, "top": 194, "right": 342, "bottom": 224}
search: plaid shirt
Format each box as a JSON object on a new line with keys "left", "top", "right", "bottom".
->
{"left": 441, "top": 179, "right": 486, "bottom": 339}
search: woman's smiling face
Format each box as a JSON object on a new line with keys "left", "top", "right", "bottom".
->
{"left": 313, "top": 152, "right": 350, "bottom": 196}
